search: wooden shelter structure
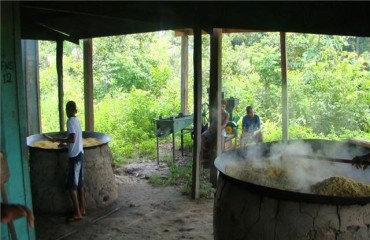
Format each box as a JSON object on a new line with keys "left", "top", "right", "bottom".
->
{"left": 1, "top": 2, "right": 370, "bottom": 239}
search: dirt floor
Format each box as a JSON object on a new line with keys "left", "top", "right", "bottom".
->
{"left": 34, "top": 146, "right": 214, "bottom": 240}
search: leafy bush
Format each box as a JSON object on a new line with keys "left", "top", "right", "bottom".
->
{"left": 148, "top": 161, "right": 215, "bottom": 199}
{"left": 94, "top": 89, "right": 160, "bottom": 164}
{"left": 147, "top": 175, "right": 166, "bottom": 186}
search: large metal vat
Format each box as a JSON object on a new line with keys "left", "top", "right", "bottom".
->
{"left": 214, "top": 139, "right": 370, "bottom": 240}
{"left": 27, "top": 131, "right": 117, "bottom": 213}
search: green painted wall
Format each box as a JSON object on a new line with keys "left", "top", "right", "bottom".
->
{"left": 1, "top": 2, "right": 36, "bottom": 239}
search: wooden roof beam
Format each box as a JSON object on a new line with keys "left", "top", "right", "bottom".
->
{"left": 174, "top": 28, "right": 264, "bottom": 36}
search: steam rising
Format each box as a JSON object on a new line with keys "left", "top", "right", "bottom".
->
{"left": 216, "top": 140, "right": 370, "bottom": 194}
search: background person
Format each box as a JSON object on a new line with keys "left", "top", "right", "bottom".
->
{"left": 52, "top": 101, "right": 85, "bottom": 222}
{"left": 1, "top": 152, "right": 34, "bottom": 230}
{"left": 201, "top": 100, "right": 229, "bottom": 160}
{"left": 1, "top": 203, "right": 34, "bottom": 228}
{"left": 240, "top": 106, "right": 263, "bottom": 147}
{"left": 352, "top": 152, "right": 370, "bottom": 170}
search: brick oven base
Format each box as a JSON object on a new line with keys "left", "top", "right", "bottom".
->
{"left": 30, "top": 144, "right": 118, "bottom": 213}
{"left": 214, "top": 173, "right": 370, "bottom": 240}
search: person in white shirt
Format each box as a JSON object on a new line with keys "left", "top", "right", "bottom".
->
{"left": 52, "top": 101, "right": 85, "bottom": 222}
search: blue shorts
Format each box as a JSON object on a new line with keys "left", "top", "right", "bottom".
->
{"left": 67, "top": 152, "right": 84, "bottom": 191}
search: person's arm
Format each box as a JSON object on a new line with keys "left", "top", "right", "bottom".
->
{"left": 52, "top": 133, "right": 75, "bottom": 144}
{"left": 1, "top": 203, "right": 34, "bottom": 227}
{"left": 252, "top": 116, "right": 261, "bottom": 136}
{"left": 253, "top": 126, "right": 261, "bottom": 136}
{"left": 221, "top": 111, "right": 229, "bottom": 129}
{"left": 242, "top": 117, "right": 247, "bottom": 132}
{"left": 352, "top": 152, "right": 370, "bottom": 170}
{"left": 253, "top": 128, "right": 261, "bottom": 136}
{"left": 52, "top": 120, "right": 76, "bottom": 143}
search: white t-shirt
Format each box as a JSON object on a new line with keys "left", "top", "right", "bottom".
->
{"left": 222, "top": 128, "right": 226, "bottom": 137}
{"left": 66, "top": 116, "right": 84, "bottom": 157}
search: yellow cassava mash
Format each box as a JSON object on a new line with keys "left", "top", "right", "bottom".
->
{"left": 83, "top": 137, "right": 103, "bottom": 147}
{"left": 310, "top": 176, "right": 370, "bottom": 197}
{"left": 225, "top": 161, "right": 293, "bottom": 190}
{"left": 32, "top": 140, "right": 60, "bottom": 149}
{"left": 32, "top": 137, "right": 103, "bottom": 149}
{"left": 225, "top": 158, "right": 370, "bottom": 197}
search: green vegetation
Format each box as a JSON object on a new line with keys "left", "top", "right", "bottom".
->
{"left": 38, "top": 31, "right": 370, "bottom": 166}
{"left": 148, "top": 160, "right": 215, "bottom": 198}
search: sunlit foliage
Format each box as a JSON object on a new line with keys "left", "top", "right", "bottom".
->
{"left": 39, "top": 32, "right": 370, "bottom": 165}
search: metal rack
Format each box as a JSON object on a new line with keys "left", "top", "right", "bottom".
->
{"left": 155, "top": 114, "right": 193, "bottom": 164}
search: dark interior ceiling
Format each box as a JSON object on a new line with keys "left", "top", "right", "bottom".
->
{"left": 19, "top": 1, "right": 370, "bottom": 44}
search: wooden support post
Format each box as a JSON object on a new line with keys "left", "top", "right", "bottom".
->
{"left": 56, "top": 40, "right": 64, "bottom": 132}
{"left": 22, "top": 40, "right": 41, "bottom": 135}
{"left": 172, "top": 131, "right": 176, "bottom": 163}
{"left": 209, "top": 28, "right": 223, "bottom": 187}
{"left": 280, "top": 32, "right": 288, "bottom": 143}
{"left": 84, "top": 39, "right": 94, "bottom": 131}
{"left": 181, "top": 129, "right": 184, "bottom": 156}
{"left": 191, "top": 26, "right": 202, "bottom": 199}
{"left": 181, "top": 34, "right": 189, "bottom": 115}
{"left": 156, "top": 137, "right": 159, "bottom": 165}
